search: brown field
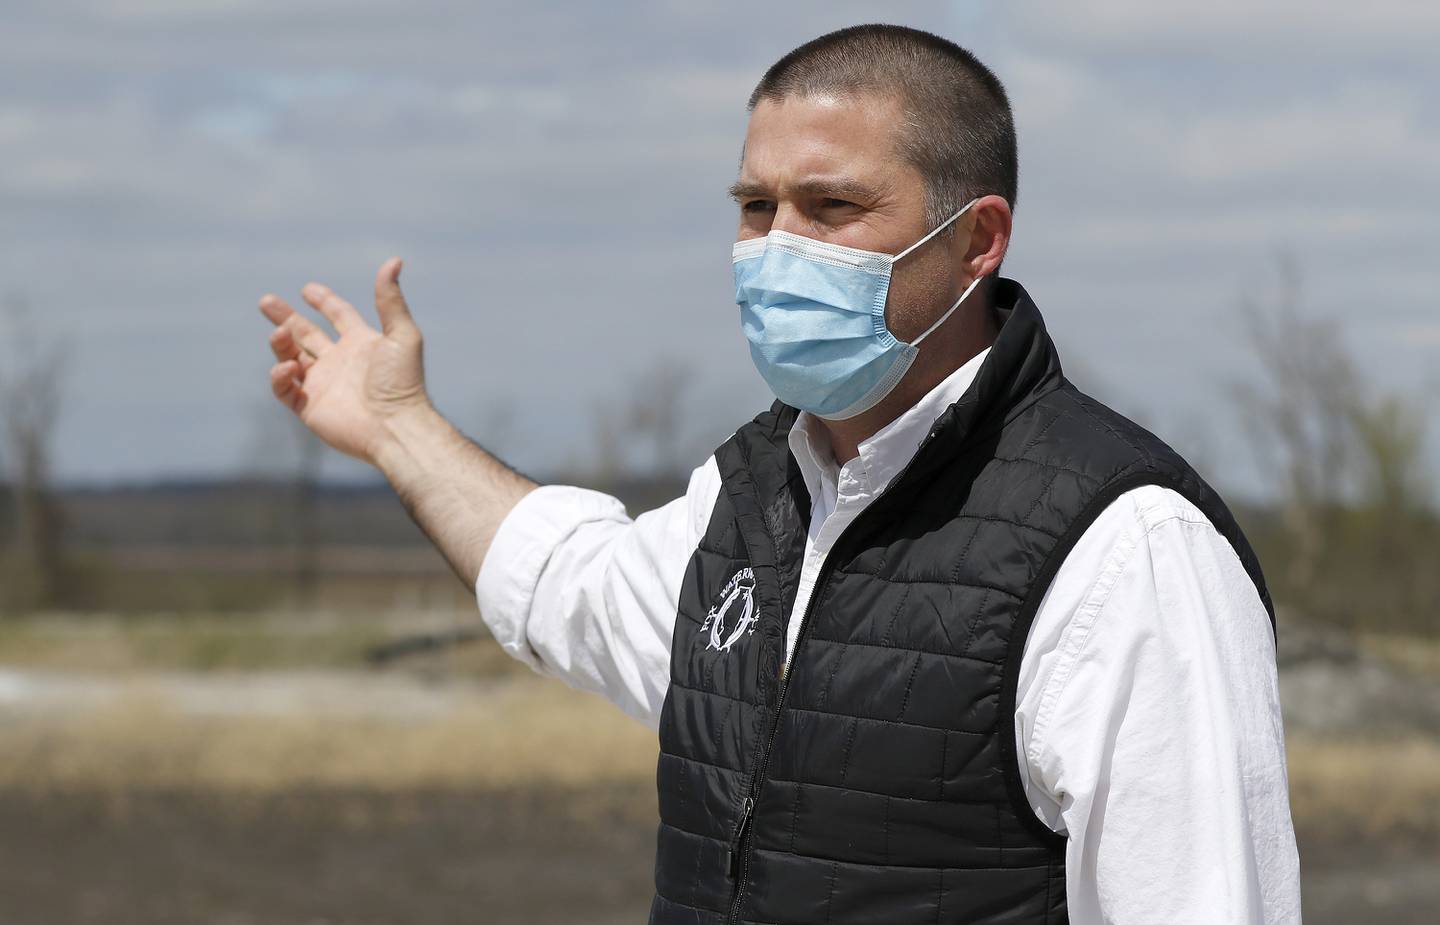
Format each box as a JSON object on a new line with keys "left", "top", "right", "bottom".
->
{"left": 0, "top": 611, "right": 1436, "bottom": 923}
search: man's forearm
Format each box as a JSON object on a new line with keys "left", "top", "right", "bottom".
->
{"left": 372, "top": 403, "right": 538, "bottom": 589}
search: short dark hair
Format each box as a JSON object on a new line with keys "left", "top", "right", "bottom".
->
{"left": 749, "top": 24, "right": 1018, "bottom": 232}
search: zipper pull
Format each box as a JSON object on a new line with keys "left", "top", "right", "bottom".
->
{"left": 725, "top": 796, "right": 755, "bottom": 880}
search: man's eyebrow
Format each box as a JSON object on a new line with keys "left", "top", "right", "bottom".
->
{"left": 792, "top": 176, "right": 881, "bottom": 202}
{"left": 727, "top": 176, "right": 882, "bottom": 203}
{"left": 728, "top": 180, "right": 768, "bottom": 202}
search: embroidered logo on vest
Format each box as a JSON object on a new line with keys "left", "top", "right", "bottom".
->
{"left": 699, "top": 567, "right": 757, "bottom": 652}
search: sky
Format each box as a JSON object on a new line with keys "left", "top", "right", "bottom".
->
{"left": 1, "top": 0, "right": 1436, "bottom": 500}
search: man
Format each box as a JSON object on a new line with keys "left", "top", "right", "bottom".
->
{"left": 257, "top": 24, "right": 1300, "bottom": 924}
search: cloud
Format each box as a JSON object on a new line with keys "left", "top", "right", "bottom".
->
{"left": 0, "top": 1, "right": 1435, "bottom": 486}
{"left": 1393, "top": 323, "right": 1440, "bottom": 347}
{"left": 1169, "top": 82, "right": 1438, "bottom": 183}
{"left": 1007, "top": 0, "right": 1440, "bottom": 58}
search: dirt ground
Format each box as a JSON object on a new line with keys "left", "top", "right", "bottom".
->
{"left": 0, "top": 785, "right": 1433, "bottom": 924}
{"left": 1, "top": 615, "right": 1436, "bottom": 923}
{"left": 0, "top": 787, "right": 658, "bottom": 925}
{"left": 1298, "top": 840, "right": 1440, "bottom": 924}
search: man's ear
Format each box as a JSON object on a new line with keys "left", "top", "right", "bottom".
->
{"left": 960, "top": 195, "right": 1013, "bottom": 280}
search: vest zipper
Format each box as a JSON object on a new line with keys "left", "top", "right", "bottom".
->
{"left": 725, "top": 796, "right": 754, "bottom": 879}
{"left": 723, "top": 422, "right": 951, "bottom": 924}
{"left": 725, "top": 548, "right": 840, "bottom": 924}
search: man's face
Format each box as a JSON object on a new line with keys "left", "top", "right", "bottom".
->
{"left": 731, "top": 92, "right": 968, "bottom": 343}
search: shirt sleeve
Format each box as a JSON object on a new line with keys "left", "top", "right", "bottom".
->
{"left": 1015, "top": 485, "right": 1302, "bottom": 924}
{"left": 475, "top": 455, "right": 723, "bottom": 730}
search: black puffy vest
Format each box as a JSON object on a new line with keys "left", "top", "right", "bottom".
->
{"left": 649, "top": 278, "right": 1275, "bottom": 924}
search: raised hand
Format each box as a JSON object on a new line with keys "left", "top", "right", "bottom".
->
{"left": 258, "top": 257, "right": 429, "bottom": 464}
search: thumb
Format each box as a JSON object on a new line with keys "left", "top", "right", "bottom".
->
{"left": 374, "top": 256, "right": 417, "bottom": 337}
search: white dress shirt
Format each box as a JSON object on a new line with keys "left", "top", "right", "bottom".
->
{"left": 475, "top": 347, "right": 1302, "bottom": 923}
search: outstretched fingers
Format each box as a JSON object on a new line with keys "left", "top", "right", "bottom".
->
{"left": 301, "top": 282, "right": 367, "bottom": 336}
{"left": 269, "top": 359, "right": 305, "bottom": 413}
{"left": 259, "top": 293, "right": 333, "bottom": 359}
{"left": 274, "top": 327, "right": 319, "bottom": 376}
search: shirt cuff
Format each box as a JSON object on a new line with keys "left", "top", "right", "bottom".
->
{"left": 475, "top": 484, "right": 631, "bottom": 675}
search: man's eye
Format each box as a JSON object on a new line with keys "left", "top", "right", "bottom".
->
{"left": 742, "top": 200, "right": 775, "bottom": 213}
{"left": 820, "top": 198, "right": 857, "bottom": 210}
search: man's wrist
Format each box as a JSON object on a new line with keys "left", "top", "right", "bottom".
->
{"left": 371, "top": 401, "right": 451, "bottom": 480}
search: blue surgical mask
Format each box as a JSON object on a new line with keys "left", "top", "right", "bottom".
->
{"left": 732, "top": 198, "right": 982, "bottom": 420}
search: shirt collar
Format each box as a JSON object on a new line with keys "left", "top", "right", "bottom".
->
{"left": 787, "top": 345, "right": 994, "bottom": 505}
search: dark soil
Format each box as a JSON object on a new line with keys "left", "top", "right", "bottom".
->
{"left": 0, "top": 786, "right": 1433, "bottom": 924}
{"left": 0, "top": 786, "right": 657, "bottom": 925}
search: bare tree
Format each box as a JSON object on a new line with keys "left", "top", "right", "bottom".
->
{"left": 589, "top": 398, "right": 627, "bottom": 485}
{"left": 1231, "top": 254, "right": 1437, "bottom": 633}
{"left": 626, "top": 359, "right": 690, "bottom": 478}
{"left": 1230, "top": 254, "right": 1359, "bottom": 593}
{"left": 244, "top": 399, "right": 326, "bottom": 608}
{"left": 587, "top": 358, "right": 692, "bottom": 484}
{"left": 0, "top": 292, "right": 70, "bottom": 613}
{"left": 1350, "top": 393, "right": 1434, "bottom": 519}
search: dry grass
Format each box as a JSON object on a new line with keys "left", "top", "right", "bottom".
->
{"left": 1, "top": 613, "right": 1436, "bottom": 850}
{"left": 0, "top": 673, "right": 657, "bottom": 798}
{"left": 1357, "top": 632, "right": 1440, "bottom": 679}
{"left": 0, "top": 609, "right": 526, "bottom": 675}
{"left": 1286, "top": 734, "right": 1440, "bottom": 845}
{"left": 3, "top": 671, "right": 1436, "bottom": 847}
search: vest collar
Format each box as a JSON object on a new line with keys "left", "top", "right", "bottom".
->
{"left": 732, "top": 277, "right": 1065, "bottom": 547}
{"left": 915, "top": 276, "right": 1066, "bottom": 468}
{"left": 766, "top": 276, "right": 1064, "bottom": 475}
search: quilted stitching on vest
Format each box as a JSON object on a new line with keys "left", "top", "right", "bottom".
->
{"left": 650, "top": 279, "right": 1274, "bottom": 925}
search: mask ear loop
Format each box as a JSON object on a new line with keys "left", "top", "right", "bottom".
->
{"left": 910, "top": 271, "right": 986, "bottom": 347}
{"left": 892, "top": 196, "right": 985, "bottom": 347}
{"left": 891, "top": 196, "right": 981, "bottom": 263}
